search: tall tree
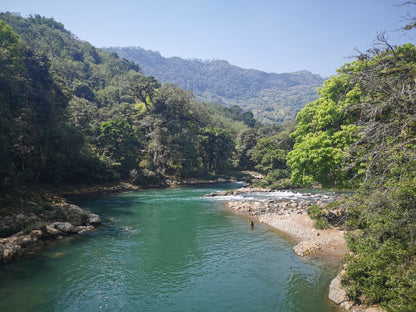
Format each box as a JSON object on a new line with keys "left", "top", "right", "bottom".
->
{"left": 287, "top": 74, "right": 360, "bottom": 187}
{"left": 197, "top": 127, "right": 235, "bottom": 173}
{"left": 130, "top": 75, "right": 160, "bottom": 111}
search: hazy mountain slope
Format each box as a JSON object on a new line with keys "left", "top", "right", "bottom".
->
{"left": 104, "top": 47, "right": 325, "bottom": 124}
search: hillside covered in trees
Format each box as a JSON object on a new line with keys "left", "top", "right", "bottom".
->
{"left": 0, "top": 12, "right": 267, "bottom": 192}
{"left": 2, "top": 9, "right": 416, "bottom": 311}
{"left": 103, "top": 47, "right": 325, "bottom": 125}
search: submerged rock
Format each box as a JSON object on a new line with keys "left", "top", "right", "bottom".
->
{"left": 74, "top": 225, "right": 95, "bottom": 234}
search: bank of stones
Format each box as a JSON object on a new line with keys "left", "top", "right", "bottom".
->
{"left": 0, "top": 203, "right": 101, "bottom": 264}
{"left": 218, "top": 190, "right": 340, "bottom": 217}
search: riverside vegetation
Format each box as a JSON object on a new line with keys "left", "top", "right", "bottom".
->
{"left": 0, "top": 12, "right": 293, "bottom": 260}
{"left": 1, "top": 9, "right": 416, "bottom": 312}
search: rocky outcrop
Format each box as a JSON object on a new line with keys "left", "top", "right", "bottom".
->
{"left": 293, "top": 241, "right": 322, "bottom": 256}
{"left": 0, "top": 203, "right": 101, "bottom": 264}
{"left": 88, "top": 214, "right": 102, "bottom": 225}
{"left": 328, "top": 271, "right": 352, "bottom": 308}
{"left": 328, "top": 271, "right": 386, "bottom": 312}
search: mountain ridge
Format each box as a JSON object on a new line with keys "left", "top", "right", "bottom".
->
{"left": 103, "top": 47, "right": 325, "bottom": 124}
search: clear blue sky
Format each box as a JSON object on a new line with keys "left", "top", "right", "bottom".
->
{"left": 1, "top": 0, "right": 414, "bottom": 76}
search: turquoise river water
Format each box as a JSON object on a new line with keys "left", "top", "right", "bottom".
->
{"left": 0, "top": 183, "right": 342, "bottom": 312}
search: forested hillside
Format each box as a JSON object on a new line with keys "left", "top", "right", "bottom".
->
{"left": 3, "top": 11, "right": 416, "bottom": 311}
{"left": 0, "top": 12, "right": 260, "bottom": 191}
{"left": 103, "top": 47, "right": 325, "bottom": 124}
{"left": 288, "top": 41, "right": 416, "bottom": 311}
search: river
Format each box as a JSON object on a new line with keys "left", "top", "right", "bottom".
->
{"left": 0, "top": 183, "right": 341, "bottom": 311}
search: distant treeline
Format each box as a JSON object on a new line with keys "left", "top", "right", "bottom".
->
{"left": 103, "top": 47, "right": 324, "bottom": 125}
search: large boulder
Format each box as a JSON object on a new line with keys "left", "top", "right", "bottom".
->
{"left": 48, "top": 222, "right": 76, "bottom": 234}
{"left": 45, "top": 225, "right": 61, "bottom": 236}
{"left": 0, "top": 242, "right": 20, "bottom": 263}
{"left": 88, "top": 214, "right": 101, "bottom": 225}
{"left": 293, "top": 241, "right": 321, "bottom": 256}
{"left": 328, "top": 272, "right": 349, "bottom": 304}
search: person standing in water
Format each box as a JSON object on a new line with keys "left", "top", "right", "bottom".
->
{"left": 250, "top": 220, "right": 254, "bottom": 229}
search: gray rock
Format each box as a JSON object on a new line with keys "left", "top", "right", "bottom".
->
{"left": 88, "top": 214, "right": 101, "bottom": 225}
{"left": 1, "top": 243, "right": 19, "bottom": 263}
{"left": 74, "top": 225, "right": 95, "bottom": 234}
{"left": 30, "top": 230, "right": 43, "bottom": 238}
{"left": 293, "top": 241, "right": 322, "bottom": 256}
{"left": 15, "top": 235, "right": 33, "bottom": 247}
{"left": 328, "top": 272, "right": 349, "bottom": 304}
{"left": 45, "top": 225, "right": 61, "bottom": 236}
{"left": 48, "top": 222, "right": 76, "bottom": 234}
{"left": 341, "top": 300, "right": 354, "bottom": 310}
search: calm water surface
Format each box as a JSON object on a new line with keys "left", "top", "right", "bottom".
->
{"left": 0, "top": 183, "right": 341, "bottom": 311}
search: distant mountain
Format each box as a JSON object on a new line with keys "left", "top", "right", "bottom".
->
{"left": 103, "top": 47, "right": 325, "bottom": 124}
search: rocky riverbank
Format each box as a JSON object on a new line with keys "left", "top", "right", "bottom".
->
{"left": 0, "top": 179, "right": 240, "bottom": 265}
{"left": 0, "top": 200, "right": 101, "bottom": 264}
{"left": 0, "top": 183, "right": 117, "bottom": 265}
{"left": 206, "top": 187, "right": 347, "bottom": 257}
{"left": 231, "top": 191, "right": 346, "bottom": 257}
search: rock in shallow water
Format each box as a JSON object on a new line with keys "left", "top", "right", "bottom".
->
{"left": 328, "top": 272, "right": 349, "bottom": 304}
{"left": 88, "top": 213, "right": 101, "bottom": 225}
{"left": 47, "top": 222, "right": 76, "bottom": 234}
{"left": 293, "top": 240, "right": 322, "bottom": 256}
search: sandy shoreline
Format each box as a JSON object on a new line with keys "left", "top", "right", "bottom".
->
{"left": 220, "top": 192, "right": 387, "bottom": 312}
{"left": 218, "top": 190, "right": 348, "bottom": 259}
{"left": 258, "top": 212, "right": 347, "bottom": 258}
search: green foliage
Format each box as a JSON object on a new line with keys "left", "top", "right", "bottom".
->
{"left": 307, "top": 204, "right": 331, "bottom": 229}
{"left": 95, "top": 119, "right": 141, "bottom": 177}
{"left": 308, "top": 204, "right": 324, "bottom": 219}
{"left": 130, "top": 75, "right": 160, "bottom": 111}
{"left": 103, "top": 47, "right": 325, "bottom": 125}
{"left": 313, "top": 218, "right": 331, "bottom": 230}
{"left": 326, "top": 43, "right": 416, "bottom": 311}
{"left": 197, "top": 127, "right": 235, "bottom": 174}
{"left": 344, "top": 235, "right": 416, "bottom": 310}
{"left": 0, "top": 13, "right": 261, "bottom": 188}
{"left": 235, "top": 128, "right": 258, "bottom": 170}
{"left": 287, "top": 75, "right": 361, "bottom": 187}
{"left": 0, "top": 19, "right": 83, "bottom": 186}
{"left": 287, "top": 41, "right": 416, "bottom": 310}
{"left": 247, "top": 122, "right": 295, "bottom": 185}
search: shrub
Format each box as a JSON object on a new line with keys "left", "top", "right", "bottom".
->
{"left": 308, "top": 204, "right": 331, "bottom": 229}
